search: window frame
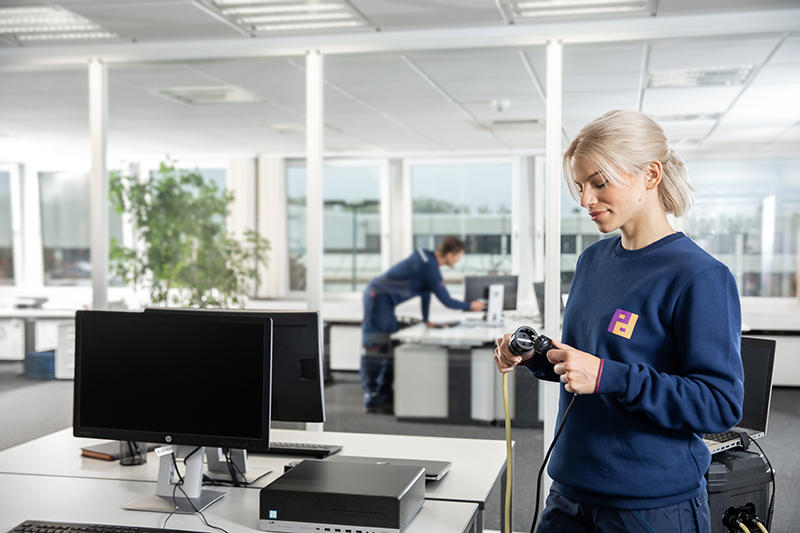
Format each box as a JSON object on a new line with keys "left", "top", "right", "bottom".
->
{"left": 285, "top": 157, "right": 390, "bottom": 299}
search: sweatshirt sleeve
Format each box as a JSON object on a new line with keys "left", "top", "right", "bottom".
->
{"left": 596, "top": 266, "right": 745, "bottom": 434}
{"left": 426, "top": 263, "right": 471, "bottom": 311}
{"left": 522, "top": 352, "right": 559, "bottom": 382}
{"left": 421, "top": 292, "right": 431, "bottom": 323}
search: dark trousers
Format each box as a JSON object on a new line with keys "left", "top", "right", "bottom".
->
{"left": 360, "top": 331, "right": 393, "bottom": 407}
{"left": 537, "top": 488, "right": 711, "bottom": 533}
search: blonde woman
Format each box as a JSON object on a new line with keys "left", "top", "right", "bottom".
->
{"left": 495, "top": 110, "right": 744, "bottom": 532}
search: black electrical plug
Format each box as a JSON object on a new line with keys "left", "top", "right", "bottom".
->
{"left": 723, "top": 505, "right": 754, "bottom": 531}
{"left": 739, "top": 503, "right": 766, "bottom": 531}
{"left": 509, "top": 326, "right": 554, "bottom": 358}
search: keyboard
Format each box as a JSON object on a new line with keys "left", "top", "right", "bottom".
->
{"left": 263, "top": 441, "right": 342, "bottom": 458}
{"left": 7, "top": 521, "right": 204, "bottom": 533}
{"left": 704, "top": 431, "right": 741, "bottom": 443}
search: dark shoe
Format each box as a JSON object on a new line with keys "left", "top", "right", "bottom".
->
{"left": 365, "top": 402, "right": 394, "bottom": 415}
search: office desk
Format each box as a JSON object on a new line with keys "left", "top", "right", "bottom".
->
{"left": 0, "top": 473, "right": 479, "bottom": 533}
{"left": 0, "top": 309, "right": 75, "bottom": 362}
{"left": 0, "top": 428, "right": 508, "bottom": 532}
{"left": 391, "top": 319, "right": 541, "bottom": 426}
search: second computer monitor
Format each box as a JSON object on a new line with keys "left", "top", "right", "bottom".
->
{"left": 145, "top": 308, "right": 324, "bottom": 424}
{"left": 464, "top": 275, "right": 518, "bottom": 310}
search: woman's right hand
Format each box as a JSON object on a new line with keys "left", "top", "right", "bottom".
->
{"left": 494, "top": 333, "right": 534, "bottom": 373}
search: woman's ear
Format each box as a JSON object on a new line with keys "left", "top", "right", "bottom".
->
{"left": 645, "top": 161, "right": 663, "bottom": 190}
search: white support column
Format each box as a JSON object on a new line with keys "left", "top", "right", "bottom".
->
{"left": 387, "top": 158, "right": 406, "bottom": 267}
{"left": 542, "top": 39, "right": 563, "bottom": 499}
{"left": 256, "top": 156, "right": 289, "bottom": 298}
{"left": 89, "top": 58, "right": 108, "bottom": 310}
{"left": 305, "top": 50, "right": 324, "bottom": 312}
{"left": 513, "top": 156, "right": 537, "bottom": 312}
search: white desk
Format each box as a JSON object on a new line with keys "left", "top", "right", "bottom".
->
{"left": 391, "top": 318, "right": 542, "bottom": 425}
{"left": 0, "top": 428, "right": 508, "bottom": 531}
{"left": 0, "top": 473, "right": 479, "bottom": 533}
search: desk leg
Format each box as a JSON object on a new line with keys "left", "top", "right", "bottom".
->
{"left": 24, "top": 318, "right": 35, "bottom": 357}
{"left": 322, "top": 323, "right": 333, "bottom": 384}
{"left": 448, "top": 347, "right": 472, "bottom": 422}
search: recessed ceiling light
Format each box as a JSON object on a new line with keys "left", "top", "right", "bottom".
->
{"left": 18, "top": 31, "right": 117, "bottom": 41}
{"left": 648, "top": 66, "right": 755, "bottom": 88}
{"left": 254, "top": 20, "right": 362, "bottom": 31}
{"left": 0, "top": 5, "right": 118, "bottom": 43}
{"left": 221, "top": 3, "right": 345, "bottom": 15}
{"left": 505, "top": 0, "right": 652, "bottom": 20}
{"left": 153, "top": 85, "right": 260, "bottom": 105}
{"left": 240, "top": 12, "right": 353, "bottom": 24}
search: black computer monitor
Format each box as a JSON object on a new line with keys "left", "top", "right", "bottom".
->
{"left": 145, "top": 308, "right": 324, "bottom": 423}
{"left": 739, "top": 336, "right": 776, "bottom": 433}
{"left": 73, "top": 310, "right": 272, "bottom": 512}
{"left": 73, "top": 310, "right": 272, "bottom": 451}
{"left": 464, "top": 275, "right": 518, "bottom": 310}
{"left": 533, "top": 281, "right": 565, "bottom": 318}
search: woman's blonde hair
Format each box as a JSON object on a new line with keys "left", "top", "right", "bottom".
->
{"left": 562, "top": 109, "right": 693, "bottom": 217}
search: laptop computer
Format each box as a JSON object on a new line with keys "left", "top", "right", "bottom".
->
{"left": 703, "top": 336, "right": 776, "bottom": 454}
{"left": 325, "top": 455, "right": 452, "bottom": 482}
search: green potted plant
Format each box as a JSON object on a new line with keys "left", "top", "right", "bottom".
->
{"left": 109, "top": 160, "right": 269, "bottom": 308}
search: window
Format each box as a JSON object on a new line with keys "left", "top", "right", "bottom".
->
{"left": 410, "top": 161, "right": 513, "bottom": 290}
{"left": 0, "top": 171, "right": 13, "bottom": 285}
{"left": 684, "top": 159, "right": 799, "bottom": 297}
{"left": 38, "top": 171, "right": 123, "bottom": 286}
{"left": 287, "top": 162, "right": 383, "bottom": 292}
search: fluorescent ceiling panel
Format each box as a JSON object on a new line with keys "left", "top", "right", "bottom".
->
{"left": 0, "top": 4, "right": 119, "bottom": 44}
{"left": 501, "top": 0, "right": 655, "bottom": 21}
{"left": 648, "top": 65, "right": 754, "bottom": 88}
{"left": 213, "top": 0, "right": 369, "bottom": 33}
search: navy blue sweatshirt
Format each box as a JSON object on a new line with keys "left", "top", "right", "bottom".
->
{"left": 525, "top": 232, "right": 744, "bottom": 509}
{"left": 362, "top": 249, "right": 470, "bottom": 333}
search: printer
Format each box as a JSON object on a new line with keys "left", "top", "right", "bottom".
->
{"left": 259, "top": 459, "right": 425, "bottom": 533}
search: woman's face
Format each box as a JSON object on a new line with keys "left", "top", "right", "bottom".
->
{"left": 571, "top": 154, "right": 648, "bottom": 234}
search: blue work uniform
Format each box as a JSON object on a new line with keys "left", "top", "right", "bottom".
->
{"left": 361, "top": 248, "right": 471, "bottom": 408}
{"left": 525, "top": 232, "right": 742, "bottom": 532}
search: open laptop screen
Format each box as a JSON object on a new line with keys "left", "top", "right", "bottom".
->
{"left": 739, "top": 337, "right": 776, "bottom": 432}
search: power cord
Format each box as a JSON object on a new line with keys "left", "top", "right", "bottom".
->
{"left": 161, "top": 447, "right": 230, "bottom": 533}
{"left": 749, "top": 438, "right": 775, "bottom": 531}
{"left": 529, "top": 393, "right": 577, "bottom": 533}
{"left": 501, "top": 325, "right": 580, "bottom": 533}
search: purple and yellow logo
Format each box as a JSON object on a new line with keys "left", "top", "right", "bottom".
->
{"left": 608, "top": 308, "right": 639, "bottom": 339}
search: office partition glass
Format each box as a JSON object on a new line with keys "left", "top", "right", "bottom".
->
{"left": 287, "top": 162, "right": 382, "bottom": 292}
{"left": 0, "top": 172, "right": 13, "bottom": 285}
{"left": 38, "top": 171, "right": 123, "bottom": 286}
{"left": 410, "top": 161, "right": 513, "bottom": 291}
{"left": 684, "top": 159, "right": 799, "bottom": 297}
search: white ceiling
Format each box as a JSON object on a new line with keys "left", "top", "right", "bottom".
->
{"left": 0, "top": 1, "right": 798, "bottom": 160}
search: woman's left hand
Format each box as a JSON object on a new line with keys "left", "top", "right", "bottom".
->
{"left": 546, "top": 340, "right": 602, "bottom": 395}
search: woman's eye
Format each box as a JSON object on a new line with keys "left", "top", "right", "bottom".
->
{"left": 593, "top": 179, "right": 609, "bottom": 189}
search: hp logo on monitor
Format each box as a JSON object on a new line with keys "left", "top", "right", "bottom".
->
{"left": 165, "top": 435, "right": 172, "bottom": 443}
{"left": 268, "top": 510, "right": 278, "bottom": 519}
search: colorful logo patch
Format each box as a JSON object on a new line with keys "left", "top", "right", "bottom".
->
{"left": 608, "top": 308, "right": 639, "bottom": 339}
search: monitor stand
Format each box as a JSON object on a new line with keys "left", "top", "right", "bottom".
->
{"left": 122, "top": 445, "right": 224, "bottom": 514}
{"left": 205, "top": 447, "right": 271, "bottom": 485}
{"left": 485, "top": 283, "right": 505, "bottom": 326}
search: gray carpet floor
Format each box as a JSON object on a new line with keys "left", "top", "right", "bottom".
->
{"left": 1, "top": 362, "right": 797, "bottom": 532}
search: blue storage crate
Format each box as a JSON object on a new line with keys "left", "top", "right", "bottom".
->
{"left": 25, "top": 349, "right": 55, "bottom": 379}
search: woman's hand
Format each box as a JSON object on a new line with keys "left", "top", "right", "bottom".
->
{"left": 547, "top": 340, "right": 602, "bottom": 394}
{"left": 494, "top": 333, "right": 534, "bottom": 373}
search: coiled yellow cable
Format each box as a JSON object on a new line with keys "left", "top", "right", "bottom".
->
{"left": 503, "top": 372, "right": 512, "bottom": 533}
{"left": 755, "top": 521, "right": 768, "bottom": 533}
{"left": 738, "top": 523, "right": 751, "bottom": 533}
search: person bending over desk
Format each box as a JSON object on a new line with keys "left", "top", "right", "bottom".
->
{"left": 361, "top": 236, "right": 485, "bottom": 414}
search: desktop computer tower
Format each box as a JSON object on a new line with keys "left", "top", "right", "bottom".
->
{"left": 706, "top": 449, "right": 771, "bottom": 533}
